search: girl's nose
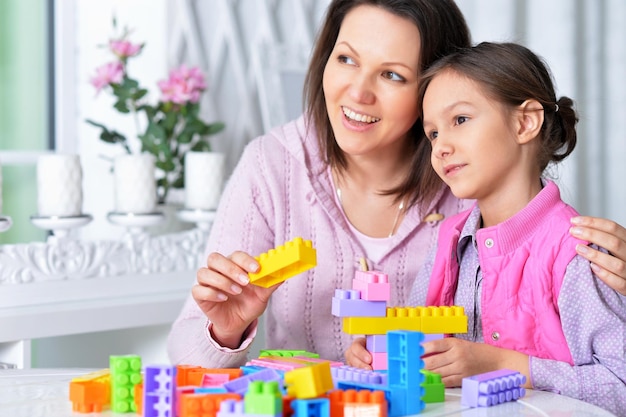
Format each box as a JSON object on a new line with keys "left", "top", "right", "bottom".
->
{"left": 432, "top": 134, "right": 452, "bottom": 159}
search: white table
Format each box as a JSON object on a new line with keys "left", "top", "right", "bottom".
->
{"left": 0, "top": 368, "right": 616, "bottom": 417}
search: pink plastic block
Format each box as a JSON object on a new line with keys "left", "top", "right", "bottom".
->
{"left": 291, "top": 356, "right": 344, "bottom": 368}
{"left": 247, "top": 358, "right": 306, "bottom": 371}
{"left": 202, "top": 373, "right": 231, "bottom": 387}
{"left": 332, "top": 289, "right": 387, "bottom": 317}
{"left": 366, "top": 335, "right": 387, "bottom": 353}
{"left": 371, "top": 352, "right": 387, "bottom": 371}
{"left": 352, "top": 271, "right": 390, "bottom": 301}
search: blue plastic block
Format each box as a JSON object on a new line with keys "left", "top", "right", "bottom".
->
{"left": 461, "top": 369, "right": 527, "bottom": 407}
{"left": 291, "top": 398, "right": 330, "bottom": 417}
{"left": 387, "top": 331, "right": 425, "bottom": 389}
{"left": 194, "top": 387, "right": 229, "bottom": 393}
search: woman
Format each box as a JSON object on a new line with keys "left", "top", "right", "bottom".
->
{"left": 167, "top": 0, "right": 626, "bottom": 368}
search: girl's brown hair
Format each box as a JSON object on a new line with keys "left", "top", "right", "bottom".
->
{"left": 417, "top": 41, "right": 578, "bottom": 184}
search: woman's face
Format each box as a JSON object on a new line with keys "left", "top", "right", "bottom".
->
{"left": 323, "top": 5, "right": 421, "bottom": 160}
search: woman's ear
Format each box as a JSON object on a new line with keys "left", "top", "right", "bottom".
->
{"left": 516, "top": 99, "right": 544, "bottom": 144}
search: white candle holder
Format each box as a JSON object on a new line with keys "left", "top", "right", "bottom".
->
{"left": 0, "top": 216, "right": 12, "bottom": 233}
{"left": 30, "top": 214, "right": 93, "bottom": 240}
{"left": 177, "top": 208, "right": 217, "bottom": 231}
{"left": 107, "top": 211, "right": 166, "bottom": 236}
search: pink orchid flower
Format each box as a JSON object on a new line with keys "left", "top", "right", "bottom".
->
{"left": 90, "top": 61, "right": 125, "bottom": 93}
{"left": 109, "top": 40, "right": 143, "bottom": 59}
{"left": 158, "top": 64, "right": 207, "bottom": 104}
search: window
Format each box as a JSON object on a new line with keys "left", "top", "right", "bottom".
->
{"left": 0, "top": 0, "right": 52, "bottom": 244}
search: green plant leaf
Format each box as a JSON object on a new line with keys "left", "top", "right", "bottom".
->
{"left": 113, "top": 99, "right": 131, "bottom": 113}
{"left": 156, "top": 159, "right": 176, "bottom": 172}
{"left": 190, "top": 141, "right": 211, "bottom": 152}
{"left": 205, "top": 121, "right": 225, "bottom": 135}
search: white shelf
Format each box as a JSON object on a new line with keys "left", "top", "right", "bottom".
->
{"left": 0, "top": 271, "right": 193, "bottom": 342}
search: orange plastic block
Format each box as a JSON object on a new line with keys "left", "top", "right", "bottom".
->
{"left": 69, "top": 369, "right": 111, "bottom": 413}
{"left": 328, "top": 389, "right": 387, "bottom": 417}
{"left": 186, "top": 368, "right": 244, "bottom": 386}
{"left": 342, "top": 306, "right": 467, "bottom": 335}
{"left": 135, "top": 382, "right": 144, "bottom": 415}
{"left": 249, "top": 237, "right": 317, "bottom": 288}
{"left": 179, "top": 392, "right": 240, "bottom": 417}
{"left": 284, "top": 362, "right": 334, "bottom": 399}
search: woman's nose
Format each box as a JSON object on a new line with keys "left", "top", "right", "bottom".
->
{"left": 349, "top": 74, "right": 375, "bottom": 104}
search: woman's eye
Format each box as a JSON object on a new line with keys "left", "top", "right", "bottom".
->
{"left": 382, "top": 71, "right": 405, "bottom": 82}
{"left": 338, "top": 55, "right": 356, "bottom": 65}
{"left": 455, "top": 116, "right": 469, "bottom": 125}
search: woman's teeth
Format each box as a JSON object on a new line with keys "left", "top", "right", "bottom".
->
{"left": 342, "top": 107, "right": 380, "bottom": 123}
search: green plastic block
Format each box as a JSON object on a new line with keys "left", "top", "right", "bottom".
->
{"left": 244, "top": 381, "right": 283, "bottom": 415}
{"left": 110, "top": 355, "right": 142, "bottom": 413}
{"left": 421, "top": 369, "right": 445, "bottom": 403}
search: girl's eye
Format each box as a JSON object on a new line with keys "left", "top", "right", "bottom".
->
{"left": 455, "top": 116, "right": 469, "bottom": 125}
{"left": 382, "top": 71, "right": 405, "bottom": 82}
{"left": 427, "top": 131, "right": 438, "bottom": 142}
{"left": 338, "top": 55, "right": 356, "bottom": 65}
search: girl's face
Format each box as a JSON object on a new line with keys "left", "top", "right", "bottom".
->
{"left": 422, "top": 69, "right": 528, "bottom": 203}
{"left": 322, "top": 5, "right": 421, "bottom": 161}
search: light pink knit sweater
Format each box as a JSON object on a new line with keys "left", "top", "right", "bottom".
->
{"left": 167, "top": 116, "right": 467, "bottom": 368}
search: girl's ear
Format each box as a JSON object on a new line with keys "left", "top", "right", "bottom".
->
{"left": 516, "top": 99, "right": 544, "bottom": 144}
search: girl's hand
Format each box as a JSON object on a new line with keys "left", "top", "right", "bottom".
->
{"left": 422, "top": 338, "right": 531, "bottom": 388}
{"left": 192, "top": 251, "right": 279, "bottom": 349}
{"left": 345, "top": 337, "right": 372, "bottom": 369}
{"left": 571, "top": 216, "right": 626, "bottom": 295}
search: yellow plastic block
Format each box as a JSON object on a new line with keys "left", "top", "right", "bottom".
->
{"left": 249, "top": 237, "right": 317, "bottom": 288}
{"left": 419, "top": 306, "right": 467, "bottom": 334}
{"left": 342, "top": 307, "right": 424, "bottom": 335}
{"left": 342, "top": 306, "right": 468, "bottom": 335}
{"left": 284, "top": 362, "right": 334, "bottom": 399}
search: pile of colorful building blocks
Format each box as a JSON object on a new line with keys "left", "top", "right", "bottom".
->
{"left": 69, "top": 241, "right": 525, "bottom": 415}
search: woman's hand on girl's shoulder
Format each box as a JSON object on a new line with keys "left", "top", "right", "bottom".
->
{"left": 570, "top": 216, "right": 626, "bottom": 295}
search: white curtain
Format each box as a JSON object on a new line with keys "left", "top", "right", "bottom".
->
{"left": 168, "top": 0, "right": 626, "bottom": 225}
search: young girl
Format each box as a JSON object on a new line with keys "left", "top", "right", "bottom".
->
{"left": 413, "top": 42, "right": 626, "bottom": 415}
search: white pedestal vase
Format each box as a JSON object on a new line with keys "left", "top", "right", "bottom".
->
{"left": 112, "top": 154, "right": 158, "bottom": 214}
{"left": 36, "top": 154, "right": 84, "bottom": 217}
{"left": 184, "top": 151, "right": 226, "bottom": 211}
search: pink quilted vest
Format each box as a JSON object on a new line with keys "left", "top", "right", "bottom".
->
{"left": 426, "top": 181, "right": 585, "bottom": 364}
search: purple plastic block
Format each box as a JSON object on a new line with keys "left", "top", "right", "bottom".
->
{"left": 144, "top": 365, "right": 176, "bottom": 394}
{"left": 144, "top": 392, "right": 173, "bottom": 417}
{"left": 223, "top": 368, "right": 282, "bottom": 394}
{"left": 144, "top": 365, "right": 176, "bottom": 417}
{"left": 461, "top": 369, "right": 527, "bottom": 407}
{"left": 332, "top": 295, "right": 387, "bottom": 317}
{"left": 423, "top": 333, "right": 444, "bottom": 343}
{"left": 331, "top": 365, "right": 386, "bottom": 387}
{"left": 217, "top": 399, "right": 246, "bottom": 417}
{"left": 366, "top": 335, "right": 387, "bottom": 352}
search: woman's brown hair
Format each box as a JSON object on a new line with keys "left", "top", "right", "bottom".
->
{"left": 303, "top": 0, "right": 471, "bottom": 209}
